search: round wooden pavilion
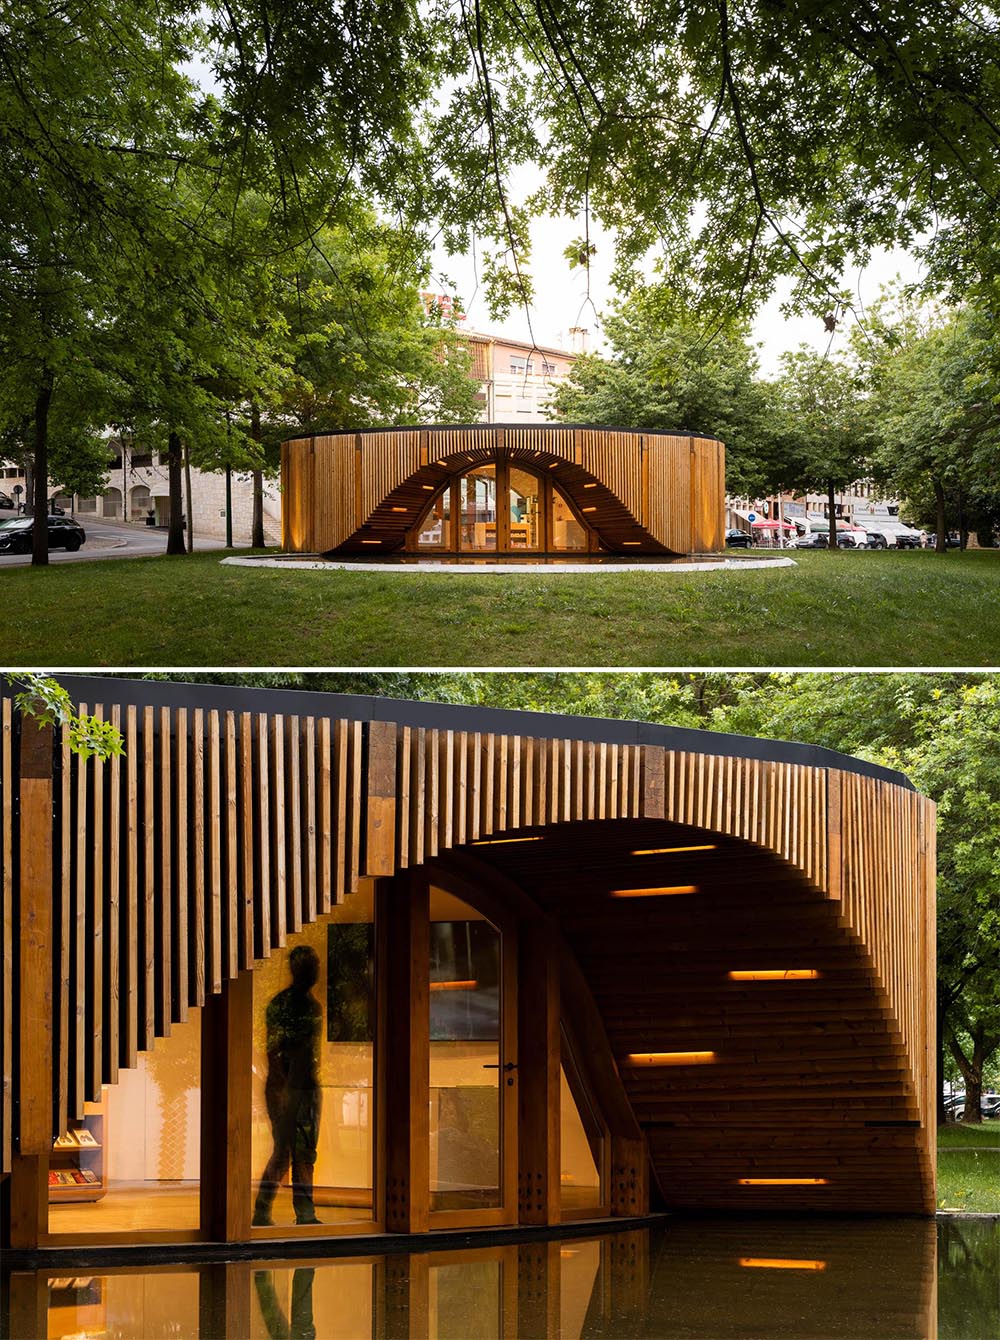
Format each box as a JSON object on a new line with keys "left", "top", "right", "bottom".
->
{"left": 281, "top": 425, "right": 726, "bottom": 556}
{"left": 1, "top": 678, "right": 935, "bottom": 1262}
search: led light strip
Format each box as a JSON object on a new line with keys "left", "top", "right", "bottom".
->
{"left": 625, "top": 1051, "right": 716, "bottom": 1066}
{"left": 610, "top": 885, "right": 698, "bottom": 898}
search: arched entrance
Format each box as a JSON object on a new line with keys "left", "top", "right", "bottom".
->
{"left": 413, "top": 456, "right": 590, "bottom": 554}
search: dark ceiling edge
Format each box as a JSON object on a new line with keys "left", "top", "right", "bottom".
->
{"left": 282, "top": 423, "right": 725, "bottom": 446}
{"left": 17, "top": 675, "right": 917, "bottom": 793}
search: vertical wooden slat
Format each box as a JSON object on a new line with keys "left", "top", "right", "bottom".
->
{"left": 318, "top": 716, "right": 332, "bottom": 913}
{"left": 90, "top": 707, "right": 107, "bottom": 1102}
{"left": 141, "top": 706, "right": 155, "bottom": 1053}
{"left": 72, "top": 708, "right": 87, "bottom": 1116}
{"left": 224, "top": 711, "right": 239, "bottom": 983}
{"left": 255, "top": 713, "right": 270, "bottom": 957}
{"left": 174, "top": 707, "right": 189, "bottom": 1022}
{"left": 57, "top": 724, "right": 71, "bottom": 1136}
{"left": 191, "top": 708, "right": 206, "bottom": 1009}
{"left": 239, "top": 712, "right": 255, "bottom": 970}
{"left": 303, "top": 716, "right": 317, "bottom": 924}
{"left": 269, "top": 715, "right": 286, "bottom": 947}
{"left": 285, "top": 715, "right": 303, "bottom": 935}
{"left": 156, "top": 707, "right": 170, "bottom": 1040}
{"left": 122, "top": 705, "right": 139, "bottom": 1067}
{"left": 1, "top": 698, "right": 12, "bottom": 1171}
{"left": 207, "top": 710, "right": 223, "bottom": 995}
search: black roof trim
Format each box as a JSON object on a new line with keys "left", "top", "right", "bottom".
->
{"left": 282, "top": 423, "right": 725, "bottom": 446}
{"left": 38, "top": 676, "right": 914, "bottom": 792}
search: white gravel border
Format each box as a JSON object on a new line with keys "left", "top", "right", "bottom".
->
{"left": 222, "top": 556, "right": 798, "bottom": 575}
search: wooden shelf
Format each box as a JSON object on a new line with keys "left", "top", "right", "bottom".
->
{"left": 49, "top": 1096, "right": 107, "bottom": 1206}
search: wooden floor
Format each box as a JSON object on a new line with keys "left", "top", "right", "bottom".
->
{"left": 467, "top": 818, "right": 932, "bottom": 1214}
{"left": 47, "top": 1184, "right": 371, "bottom": 1236}
{"left": 48, "top": 1184, "right": 200, "bottom": 1235}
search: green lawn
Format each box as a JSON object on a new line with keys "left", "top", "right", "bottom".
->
{"left": 4, "top": 547, "right": 1000, "bottom": 667}
{"left": 938, "top": 1120, "right": 1000, "bottom": 1213}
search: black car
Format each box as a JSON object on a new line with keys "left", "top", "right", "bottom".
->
{"left": 0, "top": 492, "right": 13, "bottom": 509}
{"left": 725, "top": 528, "right": 754, "bottom": 548}
{"left": 0, "top": 515, "right": 86, "bottom": 554}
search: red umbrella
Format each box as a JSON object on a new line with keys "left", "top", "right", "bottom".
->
{"left": 750, "top": 518, "right": 797, "bottom": 530}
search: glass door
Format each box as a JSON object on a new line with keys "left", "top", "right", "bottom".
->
{"left": 428, "top": 885, "right": 517, "bottom": 1226}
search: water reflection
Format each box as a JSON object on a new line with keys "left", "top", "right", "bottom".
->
{"left": 8, "top": 1216, "right": 997, "bottom": 1340}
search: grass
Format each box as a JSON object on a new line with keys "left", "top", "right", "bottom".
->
{"left": 4, "top": 547, "right": 1000, "bottom": 667}
{"left": 938, "top": 1120, "right": 1000, "bottom": 1213}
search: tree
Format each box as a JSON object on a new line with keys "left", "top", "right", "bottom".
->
{"left": 771, "top": 348, "right": 874, "bottom": 550}
{"left": 275, "top": 220, "right": 480, "bottom": 436}
{"left": 0, "top": 0, "right": 201, "bottom": 564}
{"left": 549, "top": 298, "right": 785, "bottom": 496}
{"left": 861, "top": 301, "right": 1000, "bottom": 550}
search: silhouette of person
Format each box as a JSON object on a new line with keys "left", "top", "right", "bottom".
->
{"left": 253, "top": 945, "right": 323, "bottom": 1226}
{"left": 254, "top": 1268, "right": 317, "bottom": 1340}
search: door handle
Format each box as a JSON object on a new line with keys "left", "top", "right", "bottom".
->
{"left": 482, "top": 1062, "right": 518, "bottom": 1071}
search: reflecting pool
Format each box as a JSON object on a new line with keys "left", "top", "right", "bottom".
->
{"left": 3, "top": 1216, "right": 996, "bottom": 1339}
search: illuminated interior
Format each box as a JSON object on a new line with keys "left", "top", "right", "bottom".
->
{"left": 47, "top": 1013, "right": 202, "bottom": 1236}
{"left": 414, "top": 458, "right": 589, "bottom": 553}
{"left": 250, "top": 885, "right": 376, "bottom": 1229}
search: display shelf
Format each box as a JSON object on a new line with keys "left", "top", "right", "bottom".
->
{"left": 49, "top": 1096, "right": 107, "bottom": 1205}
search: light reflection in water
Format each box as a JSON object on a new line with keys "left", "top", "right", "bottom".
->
{"left": 12, "top": 1217, "right": 997, "bottom": 1340}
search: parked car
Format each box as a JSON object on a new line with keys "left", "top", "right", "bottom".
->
{"left": 928, "top": 533, "right": 962, "bottom": 549}
{"left": 725, "top": 528, "right": 754, "bottom": 548}
{"left": 794, "top": 530, "right": 861, "bottom": 549}
{"left": 0, "top": 492, "right": 13, "bottom": 509}
{"left": 893, "top": 531, "right": 922, "bottom": 549}
{"left": 864, "top": 530, "right": 888, "bottom": 549}
{"left": 0, "top": 515, "right": 86, "bottom": 554}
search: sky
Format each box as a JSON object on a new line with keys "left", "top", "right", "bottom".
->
{"left": 431, "top": 203, "right": 924, "bottom": 377}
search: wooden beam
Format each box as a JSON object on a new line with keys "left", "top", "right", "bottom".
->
{"left": 17, "top": 720, "right": 53, "bottom": 1156}
{"left": 200, "top": 969, "right": 252, "bottom": 1242}
{"left": 517, "top": 921, "right": 560, "bottom": 1226}
{"left": 383, "top": 871, "right": 429, "bottom": 1233}
{"left": 364, "top": 720, "right": 397, "bottom": 876}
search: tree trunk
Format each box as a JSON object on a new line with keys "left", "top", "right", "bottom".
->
{"left": 933, "top": 478, "right": 947, "bottom": 553}
{"left": 948, "top": 1022, "right": 991, "bottom": 1124}
{"left": 166, "top": 431, "right": 186, "bottom": 556}
{"left": 184, "top": 444, "right": 194, "bottom": 554}
{"left": 251, "top": 403, "right": 265, "bottom": 549}
{"left": 827, "top": 480, "right": 838, "bottom": 551}
{"left": 31, "top": 376, "right": 54, "bottom": 566}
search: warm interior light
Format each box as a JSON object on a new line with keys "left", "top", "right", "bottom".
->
{"left": 626, "top": 1051, "right": 716, "bottom": 1066}
{"left": 548, "top": 462, "right": 559, "bottom": 469}
{"left": 739, "top": 1259, "right": 827, "bottom": 1271}
{"left": 471, "top": 835, "right": 543, "bottom": 846}
{"left": 422, "top": 484, "right": 434, "bottom": 490}
{"left": 390, "top": 506, "right": 408, "bottom": 513}
{"left": 738, "top": 1178, "right": 829, "bottom": 1186}
{"left": 582, "top": 506, "right": 597, "bottom": 513}
{"left": 622, "top": 541, "right": 641, "bottom": 545}
{"left": 631, "top": 844, "right": 716, "bottom": 855}
{"left": 611, "top": 885, "right": 698, "bottom": 898}
{"left": 360, "top": 540, "right": 381, "bottom": 545}
{"left": 728, "top": 970, "right": 820, "bottom": 981}
{"left": 430, "top": 979, "right": 477, "bottom": 992}
{"left": 584, "top": 482, "right": 597, "bottom": 489}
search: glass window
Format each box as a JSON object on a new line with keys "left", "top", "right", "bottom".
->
{"left": 251, "top": 885, "right": 375, "bottom": 1229}
{"left": 560, "top": 1064, "right": 602, "bottom": 1213}
{"left": 552, "top": 486, "right": 587, "bottom": 550}
{"left": 429, "top": 886, "right": 502, "bottom": 1211}
{"left": 508, "top": 469, "right": 540, "bottom": 549}
{"left": 48, "top": 1011, "right": 202, "bottom": 1236}
{"left": 418, "top": 486, "right": 451, "bottom": 547}
{"left": 459, "top": 465, "right": 497, "bottom": 551}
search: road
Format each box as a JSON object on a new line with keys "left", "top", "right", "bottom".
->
{"left": 0, "top": 512, "right": 229, "bottom": 566}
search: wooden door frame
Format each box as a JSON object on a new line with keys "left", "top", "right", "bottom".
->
{"left": 425, "top": 866, "right": 519, "bottom": 1229}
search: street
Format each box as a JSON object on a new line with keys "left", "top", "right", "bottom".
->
{"left": 0, "top": 511, "right": 229, "bottom": 565}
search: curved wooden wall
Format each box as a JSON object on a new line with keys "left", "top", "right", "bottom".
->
{"left": 1, "top": 685, "right": 934, "bottom": 1214}
{"left": 281, "top": 425, "right": 726, "bottom": 554}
